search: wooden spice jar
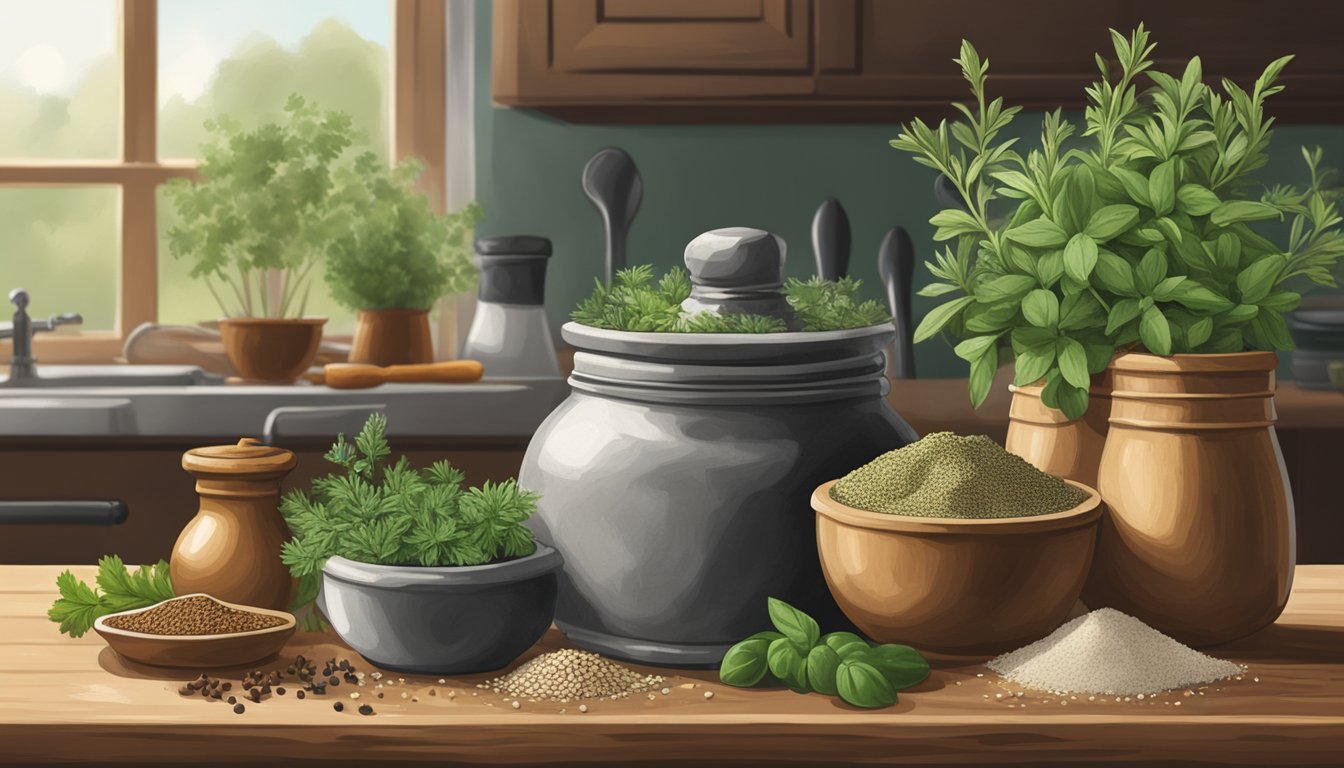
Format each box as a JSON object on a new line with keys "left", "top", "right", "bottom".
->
{"left": 170, "top": 439, "right": 298, "bottom": 611}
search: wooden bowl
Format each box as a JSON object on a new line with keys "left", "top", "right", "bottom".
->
{"left": 813, "top": 479, "right": 1102, "bottom": 658}
{"left": 94, "top": 594, "right": 296, "bottom": 669}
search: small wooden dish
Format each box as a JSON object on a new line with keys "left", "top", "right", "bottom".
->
{"left": 94, "top": 594, "right": 296, "bottom": 669}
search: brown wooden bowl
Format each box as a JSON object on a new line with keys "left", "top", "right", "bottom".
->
{"left": 93, "top": 594, "right": 296, "bottom": 669}
{"left": 813, "top": 479, "right": 1102, "bottom": 658}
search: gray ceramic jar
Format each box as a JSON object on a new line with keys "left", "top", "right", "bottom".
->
{"left": 519, "top": 228, "right": 917, "bottom": 667}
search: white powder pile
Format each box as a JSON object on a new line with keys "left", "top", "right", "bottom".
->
{"left": 987, "top": 608, "right": 1242, "bottom": 696}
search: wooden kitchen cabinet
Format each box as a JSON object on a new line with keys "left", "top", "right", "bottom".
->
{"left": 494, "top": 0, "right": 1344, "bottom": 123}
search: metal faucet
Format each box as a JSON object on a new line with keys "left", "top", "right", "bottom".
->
{"left": 0, "top": 289, "right": 83, "bottom": 384}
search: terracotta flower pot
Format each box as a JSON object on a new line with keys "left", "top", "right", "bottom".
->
{"left": 1082, "top": 351, "right": 1295, "bottom": 647}
{"left": 349, "top": 309, "right": 434, "bottom": 366}
{"left": 1004, "top": 371, "right": 1113, "bottom": 488}
{"left": 218, "top": 317, "right": 327, "bottom": 383}
{"left": 812, "top": 479, "right": 1102, "bottom": 657}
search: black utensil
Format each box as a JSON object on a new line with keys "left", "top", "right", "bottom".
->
{"left": 878, "top": 226, "right": 917, "bottom": 380}
{"left": 582, "top": 147, "right": 643, "bottom": 285}
{"left": 811, "top": 197, "right": 851, "bottom": 281}
{"left": 933, "top": 173, "right": 969, "bottom": 212}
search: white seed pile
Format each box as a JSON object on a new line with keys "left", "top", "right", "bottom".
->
{"left": 483, "top": 649, "right": 665, "bottom": 702}
{"left": 987, "top": 608, "right": 1242, "bottom": 696}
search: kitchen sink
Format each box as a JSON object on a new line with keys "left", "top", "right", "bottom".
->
{"left": 0, "top": 364, "right": 224, "bottom": 388}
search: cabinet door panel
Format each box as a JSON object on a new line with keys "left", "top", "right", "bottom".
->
{"left": 552, "top": 0, "right": 812, "bottom": 73}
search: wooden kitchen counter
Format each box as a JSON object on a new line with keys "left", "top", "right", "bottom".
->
{"left": 1, "top": 566, "right": 1342, "bottom": 766}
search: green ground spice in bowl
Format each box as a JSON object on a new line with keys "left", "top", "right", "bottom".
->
{"left": 831, "top": 432, "right": 1089, "bottom": 519}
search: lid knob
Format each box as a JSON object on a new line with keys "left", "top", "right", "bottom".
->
{"left": 681, "top": 227, "right": 796, "bottom": 328}
{"left": 474, "top": 235, "right": 552, "bottom": 306}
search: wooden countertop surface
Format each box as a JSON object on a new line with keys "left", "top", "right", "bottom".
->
{"left": 2, "top": 565, "right": 1342, "bottom": 766}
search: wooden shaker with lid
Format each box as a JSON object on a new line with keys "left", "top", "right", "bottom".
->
{"left": 170, "top": 438, "right": 298, "bottom": 610}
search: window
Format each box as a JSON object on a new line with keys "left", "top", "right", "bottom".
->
{"left": 0, "top": 0, "right": 449, "bottom": 362}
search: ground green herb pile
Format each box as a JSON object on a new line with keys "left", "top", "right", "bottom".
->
{"left": 831, "top": 432, "right": 1088, "bottom": 519}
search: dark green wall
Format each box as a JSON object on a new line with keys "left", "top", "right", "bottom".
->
{"left": 472, "top": 3, "right": 1343, "bottom": 379}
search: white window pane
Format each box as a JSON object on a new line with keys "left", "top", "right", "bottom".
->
{"left": 1, "top": 188, "right": 118, "bottom": 330}
{"left": 0, "top": 0, "right": 119, "bottom": 159}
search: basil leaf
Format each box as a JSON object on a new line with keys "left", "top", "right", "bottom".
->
{"left": 912, "top": 296, "right": 974, "bottom": 343}
{"left": 1205, "top": 327, "right": 1245, "bottom": 353}
{"left": 1059, "top": 292, "right": 1104, "bottom": 331}
{"left": 1084, "top": 204, "right": 1140, "bottom": 241}
{"left": 1057, "top": 381, "right": 1090, "bottom": 420}
{"left": 1095, "top": 252, "right": 1138, "bottom": 297}
{"left": 1236, "top": 255, "right": 1285, "bottom": 305}
{"left": 954, "top": 334, "right": 1002, "bottom": 362}
{"left": 806, "top": 646, "right": 843, "bottom": 696}
{"left": 968, "top": 342, "right": 998, "bottom": 408}
{"left": 1186, "top": 316, "right": 1214, "bottom": 349}
{"left": 1148, "top": 159, "right": 1177, "bottom": 216}
{"left": 963, "top": 301, "right": 1019, "bottom": 333}
{"left": 821, "top": 631, "right": 871, "bottom": 656}
{"left": 1037, "top": 250, "right": 1065, "bottom": 288}
{"left": 1151, "top": 276, "right": 1187, "bottom": 302}
{"left": 1259, "top": 291, "right": 1301, "bottom": 312}
{"left": 766, "top": 597, "right": 819, "bottom": 651}
{"left": 858, "top": 644, "right": 931, "bottom": 691}
{"left": 1056, "top": 337, "right": 1091, "bottom": 389}
{"left": 836, "top": 660, "right": 898, "bottom": 709}
{"left": 1063, "top": 234, "right": 1099, "bottom": 282}
{"left": 1176, "top": 184, "right": 1221, "bottom": 216}
{"left": 719, "top": 636, "right": 772, "bottom": 688}
{"left": 1084, "top": 341, "right": 1114, "bottom": 374}
{"left": 1250, "top": 312, "right": 1294, "bottom": 351}
{"left": 1170, "top": 281, "right": 1234, "bottom": 312}
{"left": 1110, "top": 167, "right": 1152, "bottom": 208}
{"left": 1223, "top": 303, "right": 1260, "bottom": 324}
{"left": 975, "top": 274, "right": 1037, "bottom": 304}
{"left": 1139, "top": 306, "right": 1172, "bottom": 355}
{"left": 766, "top": 637, "right": 809, "bottom": 691}
{"left": 1022, "top": 289, "right": 1060, "bottom": 329}
{"left": 1210, "top": 200, "right": 1282, "bottom": 227}
{"left": 917, "top": 282, "right": 961, "bottom": 298}
{"left": 1005, "top": 217, "right": 1069, "bottom": 248}
{"left": 929, "top": 209, "right": 982, "bottom": 241}
{"left": 1013, "top": 342, "right": 1057, "bottom": 387}
{"left": 1106, "top": 298, "right": 1142, "bottom": 335}
{"left": 1135, "top": 249, "right": 1167, "bottom": 296}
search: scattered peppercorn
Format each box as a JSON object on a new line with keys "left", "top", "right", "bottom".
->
{"left": 333, "top": 702, "right": 344, "bottom": 712}
{"left": 233, "top": 703, "right": 245, "bottom": 714}
{"left": 358, "top": 704, "right": 374, "bottom": 716}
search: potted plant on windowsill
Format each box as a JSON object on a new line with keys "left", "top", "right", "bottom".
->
{"left": 892, "top": 26, "right": 1344, "bottom": 647}
{"left": 279, "top": 413, "right": 561, "bottom": 674}
{"left": 163, "top": 95, "right": 355, "bottom": 383}
{"left": 324, "top": 155, "right": 482, "bottom": 366}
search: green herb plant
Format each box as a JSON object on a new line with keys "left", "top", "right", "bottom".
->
{"left": 571, "top": 265, "right": 890, "bottom": 333}
{"left": 163, "top": 95, "right": 358, "bottom": 318}
{"left": 324, "top": 153, "right": 483, "bottom": 311}
{"left": 718, "top": 597, "right": 929, "bottom": 709}
{"left": 280, "top": 413, "right": 539, "bottom": 627}
{"left": 48, "top": 556, "right": 175, "bottom": 638}
{"left": 891, "top": 26, "right": 1344, "bottom": 419}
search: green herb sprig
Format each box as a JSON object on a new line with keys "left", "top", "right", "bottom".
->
{"left": 48, "top": 556, "right": 175, "bottom": 638}
{"left": 571, "top": 266, "right": 890, "bottom": 333}
{"left": 718, "top": 598, "right": 929, "bottom": 709}
{"left": 280, "top": 413, "right": 540, "bottom": 628}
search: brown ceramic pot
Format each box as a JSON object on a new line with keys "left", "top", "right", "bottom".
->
{"left": 218, "top": 317, "right": 326, "bottom": 383}
{"left": 812, "top": 479, "right": 1102, "bottom": 657}
{"left": 170, "top": 439, "right": 298, "bottom": 611}
{"left": 349, "top": 309, "right": 434, "bottom": 366}
{"left": 1083, "top": 351, "right": 1295, "bottom": 647}
{"left": 1005, "top": 370, "right": 1113, "bottom": 488}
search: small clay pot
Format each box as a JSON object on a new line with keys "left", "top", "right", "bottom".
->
{"left": 812, "top": 479, "right": 1102, "bottom": 657}
{"left": 218, "top": 317, "right": 327, "bottom": 383}
{"left": 1004, "top": 370, "right": 1112, "bottom": 488}
{"left": 349, "top": 309, "right": 434, "bottom": 366}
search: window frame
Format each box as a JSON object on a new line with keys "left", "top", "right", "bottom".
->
{"left": 0, "top": 0, "right": 448, "bottom": 364}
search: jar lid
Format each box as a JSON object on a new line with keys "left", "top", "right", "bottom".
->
{"left": 182, "top": 438, "right": 297, "bottom": 476}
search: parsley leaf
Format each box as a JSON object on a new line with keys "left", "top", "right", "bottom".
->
{"left": 48, "top": 559, "right": 175, "bottom": 638}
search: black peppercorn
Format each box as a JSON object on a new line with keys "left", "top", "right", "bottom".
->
{"left": 333, "top": 702, "right": 344, "bottom": 712}
{"left": 358, "top": 704, "right": 374, "bottom": 716}
{"left": 233, "top": 703, "right": 245, "bottom": 714}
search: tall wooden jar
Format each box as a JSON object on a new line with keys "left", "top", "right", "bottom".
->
{"left": 1082, "top": 352, "right": 1295, "bottom": 647}
{"left": 171, "top": 439, "right": 298, "bottom": 611}
{"left": 1005, "top": 371, "right": 1112, "bottom": 488}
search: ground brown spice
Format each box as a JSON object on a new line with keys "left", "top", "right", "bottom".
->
{"left": 105, "top": 595, "right": 285, "bottom": 635}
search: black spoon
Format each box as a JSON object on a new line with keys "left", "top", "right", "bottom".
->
{"left": 582, "top": 148, "right": 643, "bottom": 285}
{"left": 811, "top": 197, "right": 851, "bottom": 281}
{"left": 878, "top": 226, "right": 917, "bottom": 380}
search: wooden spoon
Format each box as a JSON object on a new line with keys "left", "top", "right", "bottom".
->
{"left": 323, "top": 361, "right": 484, "bottom": 389}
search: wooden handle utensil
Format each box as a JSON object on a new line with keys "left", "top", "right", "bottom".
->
{"left": 323, "top": 361, "right": 484, "bottom": 389}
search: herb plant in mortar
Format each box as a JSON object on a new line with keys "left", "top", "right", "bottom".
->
{"left": 280, "top": 413, "right": 562, "bottom": 674}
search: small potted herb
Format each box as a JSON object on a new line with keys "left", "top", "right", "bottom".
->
{"left": 164, "top": 95, "right": 354, "bottom": 383}
{"left": 324, "top": 156, "right": 482, "bottom": 366}
{"left": 891, "top": 26, "right": 1344, "bottom": 647}
{"left": 280, "top": 413, "right": 561, "bottom": 674}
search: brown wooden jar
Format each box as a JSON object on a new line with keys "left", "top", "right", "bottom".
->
{"left": 170, "top": 439, "right": 298, "bottom": 611}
